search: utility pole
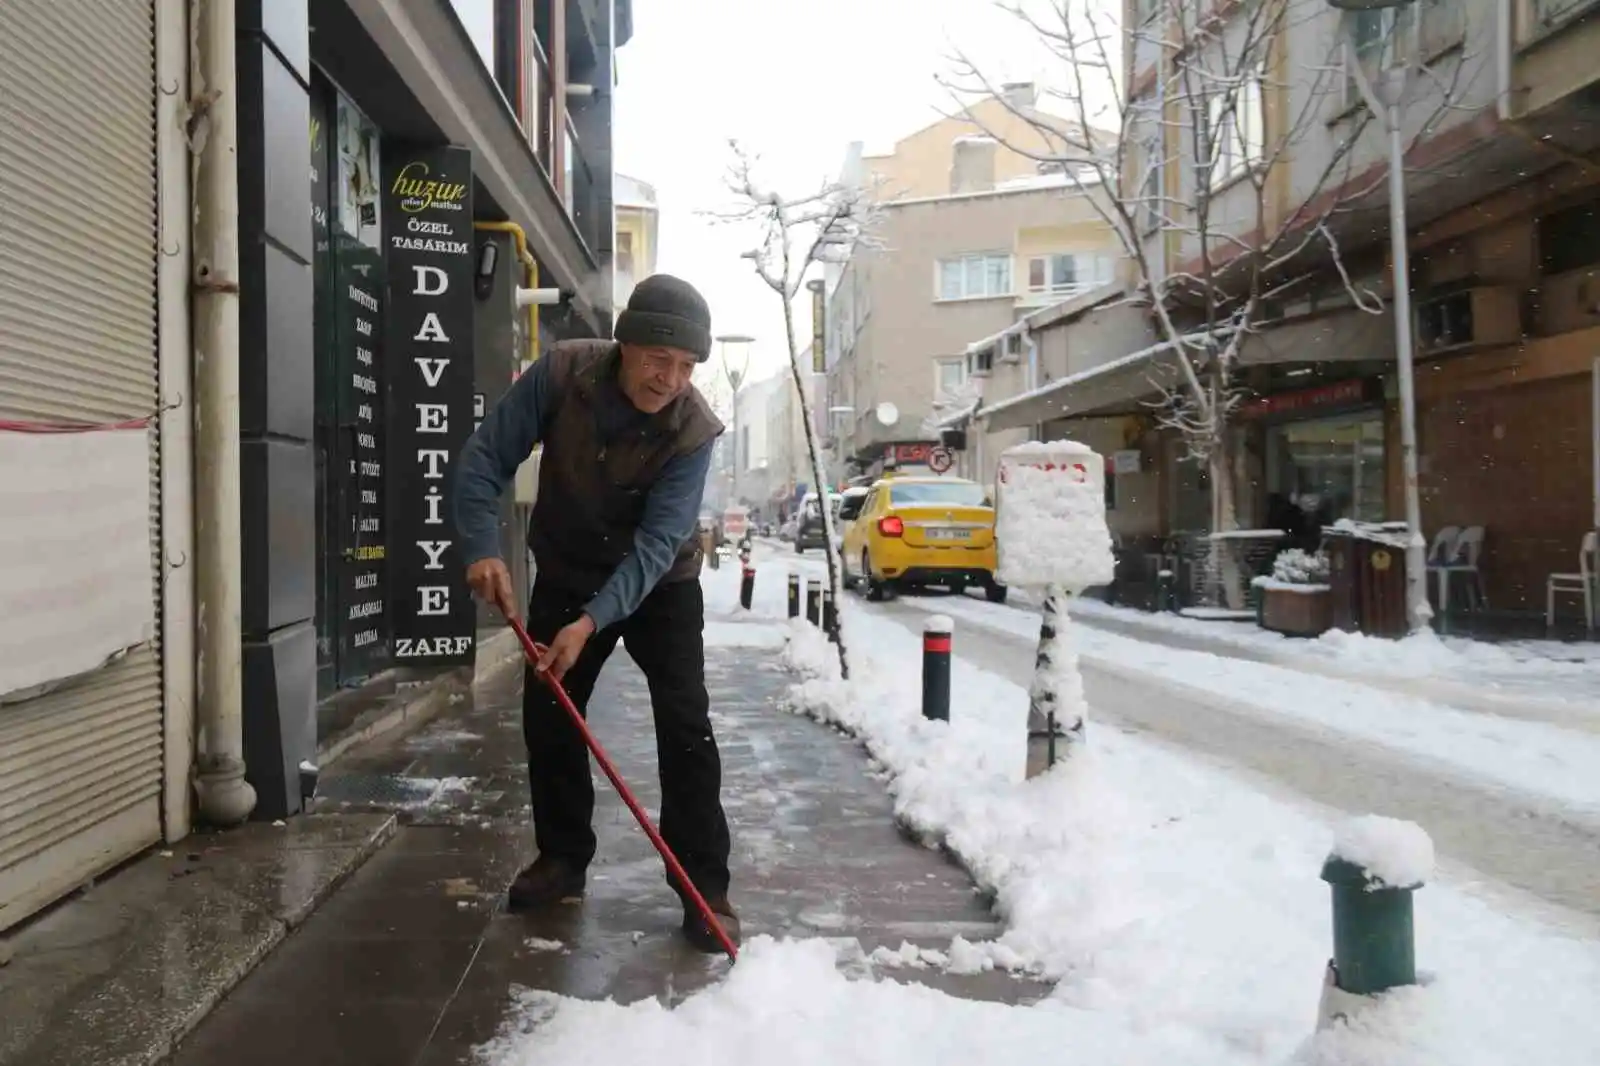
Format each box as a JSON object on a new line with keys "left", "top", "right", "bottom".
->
{"left": 1329, "top": 0, "right": 1432, "bottom": 633}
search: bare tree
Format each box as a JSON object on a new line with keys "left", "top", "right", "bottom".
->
{"left": 943, "top": 0, "right": 1474, "bottom": 607}
{"left": 707, "top": 140, "right": 884, "bottom": 679}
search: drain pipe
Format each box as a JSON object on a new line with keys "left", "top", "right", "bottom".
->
{"left": 156, "top": 0, "right": 196, "bottom": 842}
{"left": 1496, "top": 0, "right": 1512, "bottom": 121}
{"left": 189, "top": 0, "right": 256, "bottom": 826}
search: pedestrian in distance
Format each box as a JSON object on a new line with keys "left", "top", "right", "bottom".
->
{"left": 451, "top": 273, "right": 738, "bottom": 953}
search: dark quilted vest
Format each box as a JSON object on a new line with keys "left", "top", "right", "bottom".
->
{"left": 528, "top": 339, "right": 724, "bottom": 601}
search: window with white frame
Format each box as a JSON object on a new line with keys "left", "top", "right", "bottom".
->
{"left": 936, "top": 253, "right": 1012, "bottom": 300}
{"left": 934, "top": 357, "right": 967, "bottom": 395}
{"left": 1206, "top": 67, "right": 1265, "bottom": 188}
{"left": 1026, "top": 252, "right": 1116, "bottom": 295}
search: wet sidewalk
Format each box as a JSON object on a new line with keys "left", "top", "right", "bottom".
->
{"left": 163, "top": 618, "right": 1047, "bottom": 1066}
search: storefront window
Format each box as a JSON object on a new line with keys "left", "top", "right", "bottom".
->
{"left": 1267, "top": 413, "right": 1385, "bottom": 528}
{"left": 312, "top": 75, "right": 389, "bottom": 693}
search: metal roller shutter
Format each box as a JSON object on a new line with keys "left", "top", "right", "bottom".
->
{"left": 0, "top": 0, "right": 163, "bottom": 931}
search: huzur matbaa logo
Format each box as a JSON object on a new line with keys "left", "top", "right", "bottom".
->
{"left": 390, "top": 160, "right": 468, "bottom": 213}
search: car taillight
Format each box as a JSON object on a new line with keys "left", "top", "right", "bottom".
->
{"left": 878, "top": 516, "right": 904, "bottom": 537}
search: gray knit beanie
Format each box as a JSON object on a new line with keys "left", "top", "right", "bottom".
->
{"left": 614, "top": 274, "right": 713, "bottom": 361}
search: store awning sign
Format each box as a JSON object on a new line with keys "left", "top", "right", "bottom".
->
{"left": 383, "top": 144, "right": 477, "bottom": 666}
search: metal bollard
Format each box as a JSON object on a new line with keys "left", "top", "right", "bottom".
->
{"left": 822, "top": 585, "right": 837, "bottom": 643}
{"left": 1320, "top": 855, "right": 1422, "bottom": 997}
{"left": 740, "top": 559, "right": 755, "bottom": 610}
{"left": 806, "top": 583, "right": 821, "bottom": 625}
{"left": 787, "top": 571, "right": 800, "bottom": 619}
{"left": 921, "top": 615, "right": 952, "bottom": 721}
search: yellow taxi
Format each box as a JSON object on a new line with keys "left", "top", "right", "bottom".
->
{"left": 841, "top": 475, "right": 1005, "bottom": 602}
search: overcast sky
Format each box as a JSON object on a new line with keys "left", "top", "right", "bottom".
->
{"left": 611, "top": 0, "right": 1054, "bottom": 386}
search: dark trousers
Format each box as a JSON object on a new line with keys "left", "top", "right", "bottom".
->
{"left": 521, "top": 577, "right": 732, "bottom": 900}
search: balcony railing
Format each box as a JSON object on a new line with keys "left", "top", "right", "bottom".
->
{"left": 1017, "top": 281, "right": 1100, "bottom": 307}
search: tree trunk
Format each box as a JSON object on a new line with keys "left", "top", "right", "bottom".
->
{"left": 1208, "top": 445, "right": 1247, "bottom": 610}
{"left": 780, "top": 292, "right": 850, "bottom": 680}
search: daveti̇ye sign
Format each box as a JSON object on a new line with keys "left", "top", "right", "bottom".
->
{"left": 382, "top": 145, "right": 477, "bottom": 666}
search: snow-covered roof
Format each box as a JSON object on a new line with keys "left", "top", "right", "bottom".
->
{"left": 614, "top": 172, "right": 657, "bottom": 210}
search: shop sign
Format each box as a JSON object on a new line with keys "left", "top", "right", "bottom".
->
{"left": 383, "top": 144, "right": 476, "bottom": 666}
{"left": 891, "top": 442, "right": 938, "bottom": 465}
{"left": 1237, "top": 377, "right": 1375, "bottom": 419}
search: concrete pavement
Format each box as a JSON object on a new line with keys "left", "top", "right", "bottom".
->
{"left": 162, "top": 617, "right": 1047, "bottom": 1066}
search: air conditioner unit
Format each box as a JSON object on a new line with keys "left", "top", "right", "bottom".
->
{"left": 1535, "top": 268, "right": 1600, "bottom": 336}
{"left": 1413, "top": 285, "right": 1521, "bottom": 356}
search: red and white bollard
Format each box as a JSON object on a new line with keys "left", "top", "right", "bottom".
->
{"left": 921, "top": 615, "right": 952, "bottom": 722}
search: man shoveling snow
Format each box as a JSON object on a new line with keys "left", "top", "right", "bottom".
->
{"left": 452, "top": 273, "right": 739, "bottom": 953}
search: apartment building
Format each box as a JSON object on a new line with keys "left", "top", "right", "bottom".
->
{"left": 0, "top": 0, "right": 630, "bottom": 932}
{"left": 821, "top": 87, "right": 1122, "bottom": 489}
{"left": 614, "top": 172, "right": 659, "bottom": 310}
{"left": 972, "top": 0, "right": 1600, "bottom": 625}
{"left": 765, "top": 357, "right": 825, "bottom": 520}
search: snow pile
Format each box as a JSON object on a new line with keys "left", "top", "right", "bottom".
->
{"left": 1329, "top": 816, "right": 1435, "bottom": 890}
{"left": 476, "top": 937, "right": 1227, "bottom": 1066}
{"left": 994, "top": 441, "right": 1115, "bottom": 592}
{"left": 1273, "top": 549, "right": 1331, "bottom": 585}
{"left": 474, "top": 546, "right": 1600, "bottom": 1066}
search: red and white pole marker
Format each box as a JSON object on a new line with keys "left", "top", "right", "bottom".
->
{"left": 921, "top": 614, "right": 953, "bottom": 722}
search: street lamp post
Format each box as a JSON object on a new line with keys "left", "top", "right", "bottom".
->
{"left": 1328, "top": 0, "right": 1431, "bottom": 633}
{"left": 716, "top": 334, "right": 755, "bottom": 506}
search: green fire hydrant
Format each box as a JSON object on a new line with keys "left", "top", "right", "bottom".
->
{"left": 1320, "top": 854, "right": 1422, "bottom": 996}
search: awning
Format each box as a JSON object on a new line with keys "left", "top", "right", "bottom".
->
{"left": 980, "top": 337, "right": 1190, "bottom": 431}
{"left": 980, "top": 304, "right": 1393, "bottom": 432}
{"left": 926, "top": 398, "right": 980, "bottom": 433}
{"left": 344, "top": 0, "right": 605, "bottom": 332}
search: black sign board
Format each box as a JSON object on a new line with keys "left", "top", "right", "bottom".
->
{"left": 382, "top": 144, "right": 477, "bottom": 666}
{"left": 337, "top": 241, "right": 387, "bottom": 676}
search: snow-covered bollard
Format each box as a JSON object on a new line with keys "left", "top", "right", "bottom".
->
{"left": 994, "top": 442, "right": 1115, "bottom": 779}
{"left": 921, "top": 615, "right": 953, "bottom": 722}
{"left": 740, "top": 557, "right": 756, "bottom": 610}
{"left": 806, "top": 582, "right": 822, "bottom": 626}
{"left": 787, "top": 570, "right": 801, "bottom": 618}
{"left": 1316, "top": 815, "right": 1433, "bottom": 1027}
{"left": 822, "top": 585, "right": 838, "bottom": 643}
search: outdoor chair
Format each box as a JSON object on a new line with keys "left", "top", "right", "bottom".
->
{"left": 1545, "top": 530, "right": 1598, "bottom": 634}
{"left": 1427, "top": 521, "right": 1465, "bottom": 605}
{"left": 1432, "top": 524, "right": 1487, "bottom": 618}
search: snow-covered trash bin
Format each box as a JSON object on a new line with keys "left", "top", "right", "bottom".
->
{"left": 1316, "top": 815, "right": 1434, "bottom": 1029}
{"left": 993, "top": 441, "right": 1114, "bottom": 779}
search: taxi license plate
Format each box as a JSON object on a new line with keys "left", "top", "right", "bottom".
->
{"left": 926, "top": 528, "right": 971, "bottom": 541}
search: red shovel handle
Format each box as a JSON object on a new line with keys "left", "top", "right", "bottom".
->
{"left": 506, "top": 615, "right": 738, "bottom": 962}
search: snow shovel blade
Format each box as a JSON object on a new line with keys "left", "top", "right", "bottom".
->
{"left": 505, "top": 614, "right": 739, "bottom": 962}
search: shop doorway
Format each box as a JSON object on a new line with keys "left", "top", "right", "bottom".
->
{"left": 311, "top": 73, "right": 389, "bottom": 697}
{"left": 1265, "top": 413, "right": 1386, "bottom": 529}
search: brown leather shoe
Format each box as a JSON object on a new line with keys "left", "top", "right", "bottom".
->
{"left": 682, "top": 896, "right": 741, "bottom": 954}
{"left": 506, "top": 856, "right": 586, "bottom": 911}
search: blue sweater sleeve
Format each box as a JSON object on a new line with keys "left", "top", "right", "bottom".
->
{"left": 582, "top": 437, "right": 714, "bottom": 630}
{"left": 451, "top": 356, "right": 550, "bottom": 567}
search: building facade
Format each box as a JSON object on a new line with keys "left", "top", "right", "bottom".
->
{"left": 973, "top": 0, "right": 1600, "bottom": 626}
{"left": 0, "top": 0, "right": 631, "bottom": 934}
{"left": 613, "top": 172, "right": 659, "bottom": 311}
{"left": 821, "top": 88, "right": 1122, "bottom": 490}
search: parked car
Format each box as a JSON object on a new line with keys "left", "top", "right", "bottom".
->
{"left": 841, "top": 476, "right": 1004, "bottom": 602}
{"left": 794, "top": 491, "right": 834, "bottom": 552}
